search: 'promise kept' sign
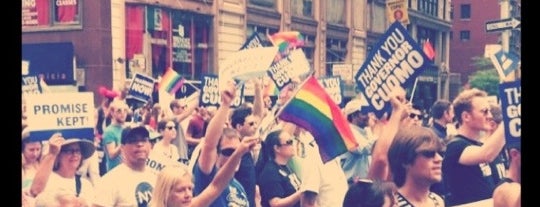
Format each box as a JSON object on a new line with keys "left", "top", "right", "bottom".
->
{"left": 25, "top": 92, "right": 94, "bottom": 142}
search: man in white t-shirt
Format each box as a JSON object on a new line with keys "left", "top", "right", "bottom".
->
{"left": 93, "top": 125, "right": 156, "bottom": 207}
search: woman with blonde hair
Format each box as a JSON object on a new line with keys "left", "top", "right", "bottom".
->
{"left": 150, "top": 135, "right": 259, "bottom": 207}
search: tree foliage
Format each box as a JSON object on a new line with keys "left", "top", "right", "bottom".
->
{"left": 468, "top": 56, "right": 500, "bottom": 96}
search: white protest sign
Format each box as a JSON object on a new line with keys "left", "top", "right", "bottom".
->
{"left": 25, "top": 92, "right": 95, "bottom": 141}
{"left": 218, "top": 46, "right": 279, "bottom": 89}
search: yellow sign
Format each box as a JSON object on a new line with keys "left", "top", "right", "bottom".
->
{"left": 387, "top": 0, "right": 409, "bottom": 25}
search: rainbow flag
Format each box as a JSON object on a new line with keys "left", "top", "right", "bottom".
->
{"left": 159, "top": 68, "right": 185, "bottom": 95}
{"left": 278, "top": 75, "right": 357, "bottom": 163}
{"left": 423, "top": 38, "right": 435, "bottom": 61}
{"left": 268, "top": 31, "right": 305, "bottom": 54}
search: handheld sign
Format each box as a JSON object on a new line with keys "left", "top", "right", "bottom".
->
{"left": 318, "top": 76, "right": 344, "bottom": 107}
{"left": 25, "top": 92, "right": 94, "bottom": 142}
{"left": 240, "top": 32, "right": 270, "bottom": 50}
{"left": 499, "top": 80, "right": 521, "bottom": 145}
{"left": 218, "top": 46, "right": 279, "bottom": 90}
{"left": 200, "top": 75, "right": 243, "bottom": 108}
{"left": 22, "top": 75, "right": 43, "bottom": 94}
{"left": 354, "top": 21, "right": 431, "bottom": 118}
{"left": 128, "top": 73, "right": 156, "bottom": 104}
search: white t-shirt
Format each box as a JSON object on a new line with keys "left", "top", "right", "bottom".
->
{"left": 93, "top": 164, "right": 156, "bottom": 207}
{"left": 294, "top": 131, "right": 348, "bottom": 207}
{"left": 34, "top": 172, "right": 95, "bottom": 206}
{"left": 147, "top": 144, "right": 181, "bottom": 176}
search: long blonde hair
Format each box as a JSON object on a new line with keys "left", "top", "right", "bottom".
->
{"left": 150, "top": 164, "right": 192, "bottom": 207}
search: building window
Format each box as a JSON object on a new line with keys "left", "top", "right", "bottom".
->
{"left": 460, "top": 30, "right": 470, "bottom": 41}
{"left": 326, "top": 0, "right": 346, "bottom": 24}
{"left": 449, "top": 31, "right": 453, "bottom": 40}
{"left": 460, "top": 4, "right": 471, "bottom": 19}
{"left": 325, "top": 39, "right": 347, "bottom": 75}
{"left": 249, "top": 0, "right": 276, "bottom": 8}
{"left": 291, "top": 0, "right": 313, "bottom": 17}
{"left": 417, "top": 0, "right": 438, "bottom": 17}
{"left": 450, "top": 4, "right": 454, "bottom": 20}
{"left": 22, "top": 0, "right": 82, "bottom": 31}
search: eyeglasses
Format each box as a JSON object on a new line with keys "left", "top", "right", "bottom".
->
{"left": 417, "top": 150, "right": 444, "bottom": 158}
{"left": 409, "top": 113, "right": 422, "bottom": 119}
{"left": 165, "top": 126, "right": 176, "bottom": 130}
{"left": 220, "top": 148, "right": 236, "bottom": 157}
{"left": 278, "top": 139, "right": 294, "bottom": 147}
{"left": 61, "top": 148, "right": 81, "bottom": 155}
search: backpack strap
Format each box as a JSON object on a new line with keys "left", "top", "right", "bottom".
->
{"left": 75, "top": 175, "right": 81, "bottom": 197}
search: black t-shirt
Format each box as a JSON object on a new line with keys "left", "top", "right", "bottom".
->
{"left": 442, "top": 135, "right": 502, "bottom": 206}
{"left": 257, "top": 161, "right": 301, "bottom": 207}
{"left": 235, "top": 153, "right": 256, "bottom": 207}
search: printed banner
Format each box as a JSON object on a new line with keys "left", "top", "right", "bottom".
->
{"left": 386, "top": 0, "right": 409, "bottom": 25}
{"left": 128, "top": 73, "right": 156, "bottom": 103}
{"left": 200, "top": 75, "right": 243, "bottom": 108}
{"left": 318, "top": 76, "right": 344, "bottom": 107}
{"left": 499, "top": 80, "right": 521, "bottom": 145}
{"left": 25, "top": 92, "right": 94, "bottom": 142}
{"left": 354, "top": 21, "right": 430, "bottom": 118}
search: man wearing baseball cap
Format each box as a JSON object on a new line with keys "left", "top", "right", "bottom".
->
{"left": 94, "top": 125, "right": 157, "bottom": 207}
{"left": 340, "top": 98, "right": 377, "bottom": 185}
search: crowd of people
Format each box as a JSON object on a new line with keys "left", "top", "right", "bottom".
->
{"left": 21, "top": 77, "right": 520, "bottom": 207}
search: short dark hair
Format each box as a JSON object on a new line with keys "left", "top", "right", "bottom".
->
{"left": 230, "top": 107, "right": 253, "bottom": 129}
{"left": 343, "top": 179, "right": 397, "bottom": 207}
{"left": 430, "top": 99, "right": 452, "bottom": 119}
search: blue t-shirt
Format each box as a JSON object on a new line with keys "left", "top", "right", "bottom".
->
{"left": 103, "top": 124, "right": 123, "bottom": 171}
{"left": 193, "top": 160, "right": 249, "bottom": 207}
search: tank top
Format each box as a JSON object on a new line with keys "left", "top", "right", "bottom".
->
{"left": 396, "top": 191, "right": 441, "bottom": 207}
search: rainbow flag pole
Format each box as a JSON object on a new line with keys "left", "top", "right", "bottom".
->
{"left": 159, "top": 68, "right": 185, "bottom": 95}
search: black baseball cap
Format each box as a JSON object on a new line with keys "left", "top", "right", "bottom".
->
{"left": 121, "top": 125, "right": 150, "bottom": 145}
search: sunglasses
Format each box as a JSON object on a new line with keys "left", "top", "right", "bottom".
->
{"left": 278, "top": 139, "right": 294, "bottom": 147}
{"left": 165, "top": 126, "right": 176, "bottom": 130}
{"left": 61, "top": 148, "right": 81, "bottom": 155}
{"left": 409, "top": 113, "right": 422, "bottom": 119}
{"left": 247, "top": 121, "right": 257, "bottom": 126}
{"left": 220, "top": 148, "right": 236, "bottom": 157}
{"left": 479, "top": 108, "right": 490, "bottom": 116}
{"left": 417, "top": 150, "right": 444, "bottom": 158}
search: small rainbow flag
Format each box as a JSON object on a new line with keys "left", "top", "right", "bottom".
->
{"left": 159, "top": 68, "right": 185, "bottom": 95}
{"left": 278, "top": 75, "right": 357, "bottom": 163}
{"left": 423, "top": 38, "right": 435, "bottom": 61}
{"left": 268, "top": 31, "right": 305, "bottom": 54}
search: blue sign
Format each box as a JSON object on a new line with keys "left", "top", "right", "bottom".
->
{"left": 499, "top": 80, "right": 521, "bottom": 145}
{"left": 128, "top": 73, "right": 156, "bottom": 104}
{"left": 22, "top": 42, "right": 75, "bottom": 85}
{"left": 200, "top": 75, "right": 243, "bottom": 108}
{"left": 354, "top": 21, "right": 430, "bottom": 118}
{"left": 491, "top": 49, "right": 520, "bottom": 77}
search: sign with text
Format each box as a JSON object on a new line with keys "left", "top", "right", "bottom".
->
{"left": 127, "top": 73, "right": 156, "bottom": 104}
{"left": 354, "top": 21, "right": 430, "bottom": 118}
{"left": 499, "top": 80, "right": 520, "bottom": 145}
{"left": 218, "top": 46, "right": 279, "bottom": 89}
{"left": 22, "top": 75, "right": 43, "bottom": 95}
{"left": 318, "top": 76, "right": 344, "bottom": 107}
{"left": 486, "top": 17, "right": 521, "bottom": 33}
{"left": 200, "top": 75, "right": 243, "bottom": 108}
{"left": 25, "top": 92, "right": 94, "bottom": 142}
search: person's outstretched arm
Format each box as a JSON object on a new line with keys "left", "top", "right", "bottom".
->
{"left": 197, "top": 83, "right": 236, "bottom": 174}
{"left": 29, "top": 133, "right": 63, "bottom": 197}
{"left": 192, "top": 136, "right": 259, "bottom": 207}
